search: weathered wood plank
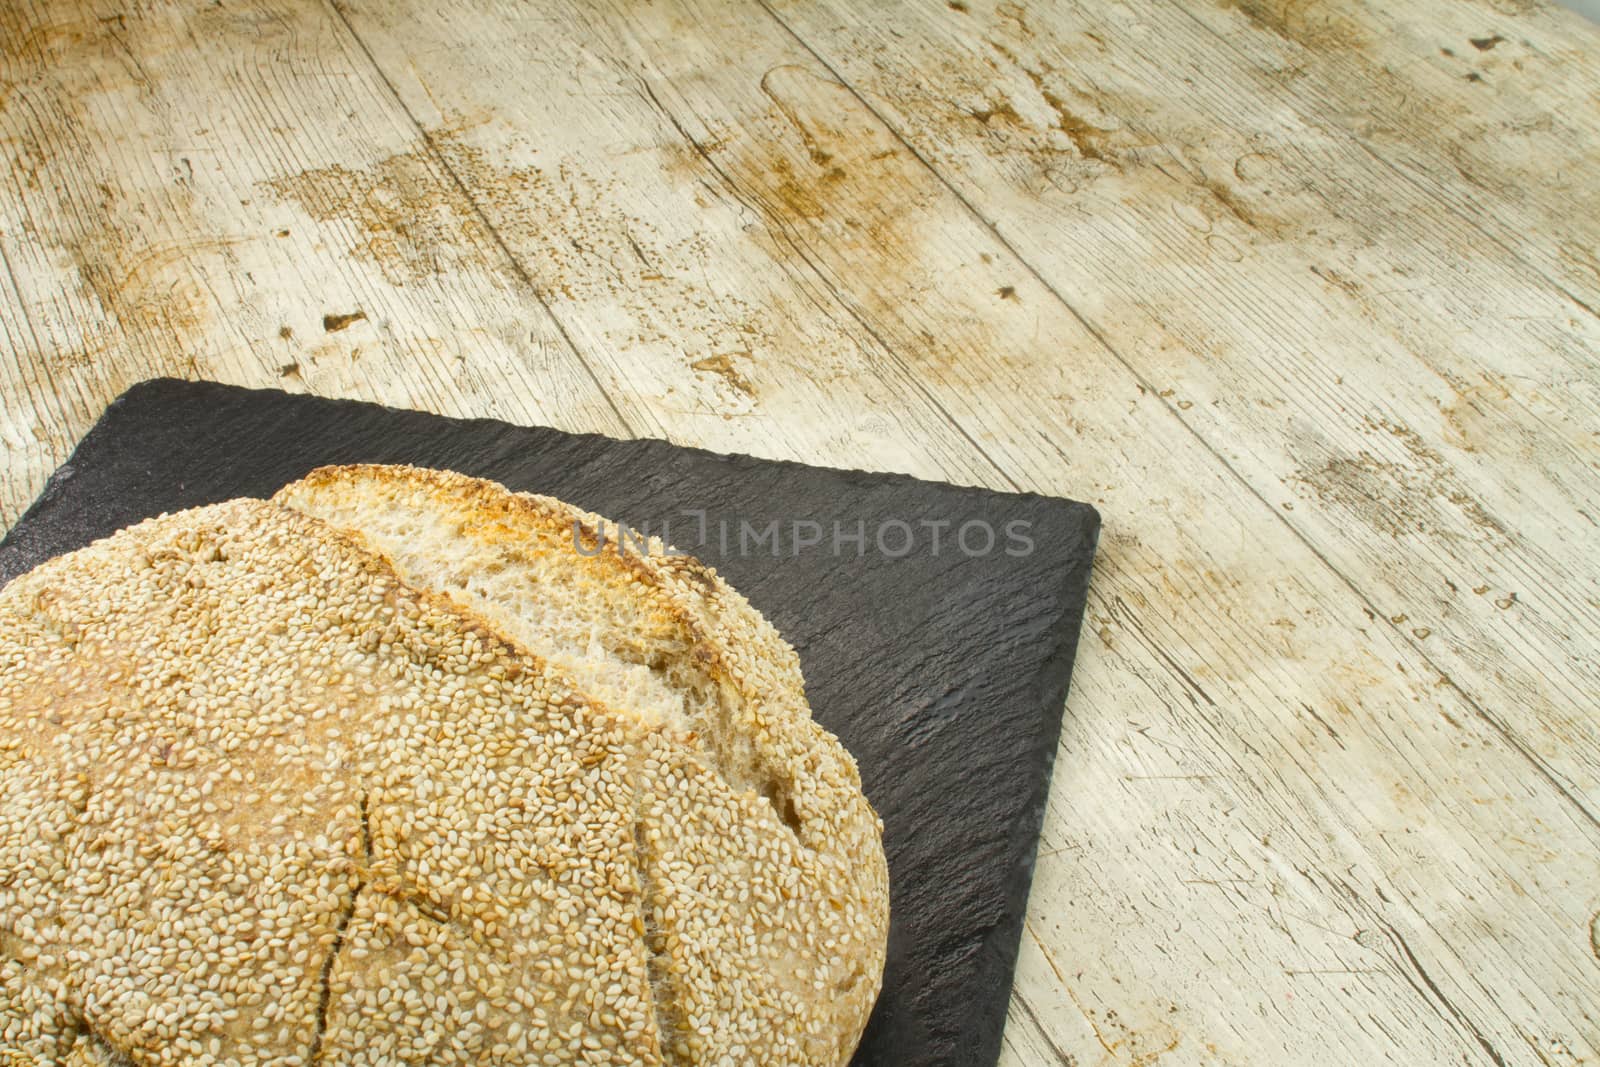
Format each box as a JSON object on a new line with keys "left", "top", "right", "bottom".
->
{"left": 0, "top": 0, "right": 630, "bottom": 531}
{"left": 319, "top": 0, "right": 1600, "bottom": 1062}
{"left": 763, "top": 0, "right": 1600, "bottom": 818}
{"left": 309, "top": 0, "right": 1006, "bottom": 492}
{"left": 0, "top": 236, "right": 70, "bottom": 525}
{"left": 1172, "top": 0, "right": 1600, "bottom": 315}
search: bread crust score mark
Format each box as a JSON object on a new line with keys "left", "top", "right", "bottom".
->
{"left": 273, "top": 465, "right": 889, "bottom": 1066}
{"left": 1, "top": 470, "right": 888, "bottom": 1066}
{"left": 0, "top": 500, "right": 662, "bottom": 1064}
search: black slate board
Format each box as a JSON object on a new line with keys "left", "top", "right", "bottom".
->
{"left": 0, "top": 380, "right": 1099, "bottom": 1067}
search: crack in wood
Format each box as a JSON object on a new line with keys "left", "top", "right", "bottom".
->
{"left": 1329, "top": 873, "right": 1509, "bottom": 1067}
{"left": 317, "top": 0, "right": 637, "bottom": 438}
{"left": 1012, "top": 990, "right": 1078, "bottom": 1067}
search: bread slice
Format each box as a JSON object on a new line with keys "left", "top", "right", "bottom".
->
{"left": 275, "top": 465, "right": 890, "bottom": 1067}
{"left": 0, "top": 499, "right": 663, "bottom": 1065}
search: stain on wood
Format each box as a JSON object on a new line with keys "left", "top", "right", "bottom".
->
{"left": 263, "top": 142, "right": 507, "bottom": 286}
{"left": 322, "top": 310, "right": 368, "bottom": 333}
{"left": 687, "top": 352, "right": 755, "bottom": 397}
{"left": 1217, "top": 0, "right": 1372, "bottom": 52}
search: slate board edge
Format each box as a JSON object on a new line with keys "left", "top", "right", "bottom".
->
{"left": 980, "top": 509, "right": 1098, "bottom": 1065}
{"left": 3, "top": 379, "right": 1102, "bottom": 556}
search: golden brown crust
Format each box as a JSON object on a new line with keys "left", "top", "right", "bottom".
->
{"left": 0, "top": 499, "right": 664, "bottom": 1065}
{"left": 275, "top": 465, "right": 889, "bottom": 1067}
{"left": 275, "top": 465, "right": 865, "bottom": 839}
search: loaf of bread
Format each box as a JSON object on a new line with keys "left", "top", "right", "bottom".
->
{"left": 0, "top": 470, "right": 889, "bottom": 1065}
{"left": 274, "top": 466, "right": 890, "bottom": 1064}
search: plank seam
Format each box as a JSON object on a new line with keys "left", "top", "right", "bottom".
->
{"left": 630, "top": 77, "right": 1024, "bottom": 492}
{"left": 319, "top": 0, "right": 638, "bottom": 438}
{"left": 751, "top": 0, "right": 1600, "bottom": 835}
{"left": 1156, "top": 0, "right": 1600, "bottom": 323}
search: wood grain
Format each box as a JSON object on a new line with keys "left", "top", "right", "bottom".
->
{"left": 0, "top": 0, "right": 628, "bottom": 531}
{"left": 1175, "top": 0, "right": 1600, "bottom": 314}
{"left": 763, "top": 0, "right": 1600, "bottom": 881}
{"left": 1, "top": 0, "right": 1597, "bottom": 1064}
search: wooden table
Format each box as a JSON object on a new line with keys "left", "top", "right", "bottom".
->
{"left": 3, "top": 1, "right": 1597, "bottom": 1063}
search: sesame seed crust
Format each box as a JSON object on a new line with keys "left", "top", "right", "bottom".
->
{"left": 273, "top": 466, "right": 889, "bottom": 1067}
{"left": 0, "top": 499, "right": 663, "bottom": 1065}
